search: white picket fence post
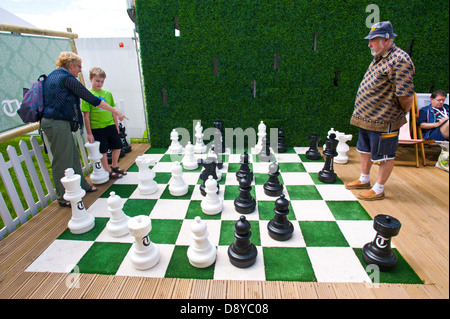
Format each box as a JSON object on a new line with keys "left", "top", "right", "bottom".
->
{"left": 0, "top": 131, "right": 92, "bottom": 240}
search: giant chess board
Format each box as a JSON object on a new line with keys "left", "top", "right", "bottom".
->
{"left": 26, "top": 147, "right": 422, "bottom": 284}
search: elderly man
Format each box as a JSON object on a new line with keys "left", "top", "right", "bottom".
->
{"left": 346, "top": 21, "right": 415, "bottom": 200}
{"left": 418, "top": 90, "right": 449, "bottom": 141}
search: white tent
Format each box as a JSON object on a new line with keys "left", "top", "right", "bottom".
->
{"left": 0, "top": 7, "right": 36, "bottom": 28}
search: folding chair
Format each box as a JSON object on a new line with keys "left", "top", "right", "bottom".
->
{"left": 395, "top": 93, "right": 428, "bottom": 167}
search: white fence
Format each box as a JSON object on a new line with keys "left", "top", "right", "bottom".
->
{"left": 0, "top": 131, "right": 91, "bottom": 240}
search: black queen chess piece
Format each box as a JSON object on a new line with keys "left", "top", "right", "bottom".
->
{"left": 267, "top": 194, "right": 294, "bottom": 241}
{"left": 234, "top": 175, "right": 256, "bottom": 214}
{"left": 306, "top": 133, "right": 321, "bottom": 160}
{"left": 318, "top": 133, "right": 338, "bottom": 183}
{"left": 236, "top": 151, "right": 253, "bottom": 183}
{"left": 263, "top": 161, "right": 283, "bottom": 197}
{"left": 362, "top": 214, "right": 402, "bottom": 271}
{"left": 228, "top": 215, "right": 258, "bottom": 268}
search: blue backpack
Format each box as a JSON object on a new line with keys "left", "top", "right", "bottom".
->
{"left": 18, "top": 74, "right": 47, "bottom": 123}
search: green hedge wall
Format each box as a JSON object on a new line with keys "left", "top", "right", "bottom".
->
{"left": 136, "top": 0, "right": 449, "bottom": 148}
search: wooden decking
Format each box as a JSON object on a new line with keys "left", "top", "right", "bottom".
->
{"left": 0, "top": 143, "right": 448, "bottom": 299}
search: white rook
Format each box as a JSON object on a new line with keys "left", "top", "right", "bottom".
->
{"left": 128, "top": 215, "right": 160, "bottom": 270}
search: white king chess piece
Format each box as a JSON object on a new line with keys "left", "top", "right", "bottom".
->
{"left": 84, "top": 141, "right": 109, "bottom": 184}
{"left": 187, "top": 216, "right": 217, "bottom": 268}
{"left": 128, "top": 215, "right": 160, "bottom": 270}
{"left": 106, "top": 191, "right": 130, "bottom": 237}
{"left": 135, "top": 155, "right": 158, "bottom": 195}
{"left": 61, "top": 168, "right": 95, "bottom": 234}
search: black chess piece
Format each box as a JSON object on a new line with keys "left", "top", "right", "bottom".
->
{"left": 263, "top": 162, "right": 283, "bottom": 197}
{"left": 198, "top": 158, "right": 219, "bottom": 196}
{"left": 306, "top": 133, "right": 321, "bottom": 160}
{"left": 236, "top": 151, "right": 253, "bottom": 183}
{"left": 228, "top": 215, "right": 258, "bottom": 268}
{"left": 362, "top": 214, "right": 402, "bottom": 271}
{"left": 119, "top": 123, "right": 132, "bottom": 153}
{"left": 318, "top": 133, "right": 338, "bottom": 183}
{"left": 277, "top": 128, "right": 287, "bottom": 153}
{"left": 267, "top": 194, "right": 294, "bottom": 241}
{"left": 214, "top": 119, "right": 225, "bottom": 153}
{"left": 234, "top": 176, "right": 256, "bottom": 214}
{"left": 258, "top": 137, "right": 273, "bottom": 162}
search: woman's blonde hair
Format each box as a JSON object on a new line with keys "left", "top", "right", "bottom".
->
{"left": 56, "top": 51, "right": 82, "bottom": 69}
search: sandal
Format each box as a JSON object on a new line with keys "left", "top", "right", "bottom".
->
{"left": 58, "top": 200, "right": 71, "bottom": 208}
{"left": 111, "top": 166, "right": 127, "bottom": 175}
{"left": 86, "top": 185, "right": 98, "bottom": 193}
{"left": 109, "top": 171, "right": 123, "bottom": 179}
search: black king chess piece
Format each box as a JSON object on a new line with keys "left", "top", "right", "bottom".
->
{"left": 362, "top": 214, "right": 402, "bottom": 271}
{"left": 263, "top": 161, "right": 283, "bottom": 197}
{"left": 234, "top": 176, "right": 256, "bottom": 214}
{"left": 318, "top": 133, "right": 338, "bottom": 183}
{"left": 214, "top": 119, "right": 225, "bottom": 153}
{"left": 267, "top": 194, "right": 294, "bottom": 241}
{"left": 236, "top": 151, "right": 253, "bottom": 183}
{"left": 306, "top": 133, "right": 321, "bottom": 160}
{"left": 228, "top": 215, "right": 258, "bottom": 268}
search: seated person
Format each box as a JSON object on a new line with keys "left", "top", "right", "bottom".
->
{"left": 418, "top": 90, "right": 449, "bottom": 141}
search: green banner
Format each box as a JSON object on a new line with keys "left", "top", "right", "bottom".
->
{"left": 0, "top": 33, "right": 72, "bottom": 133}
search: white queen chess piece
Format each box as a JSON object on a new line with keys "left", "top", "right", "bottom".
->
{"left": 169, "top": 161, "right": 189, "bottom": 196}
{"left": 61, "top": 168, "right": 95, "bottom": 234}
{"left": 84, "top": 141, "right": 109, "bottom": 184}
{"left": 127, "top": 215, "right": 160, "bottom": 270}
{"left": 187, "top": 216, "right": 217, "bottom": 268}
{"left": 106, "top": 191, "right": 130, "bottom": 237}
{"left": 168, "top": 129, "right": 183, "bottom": 153}
{"left": 136, "top": 155, "right": 158, "bottom": 195}
{"left": 201, "top": 175, "right": 223, "bottom": 215}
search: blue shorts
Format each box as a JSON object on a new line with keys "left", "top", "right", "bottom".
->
{"left": 356, "top": 128, "right": 399, "bottom": 162}
{"left": 91, "top": 124, "right": 123, "bottom": 154}
{"left": 427, "top": 127, "right": 447, "bottom": 142}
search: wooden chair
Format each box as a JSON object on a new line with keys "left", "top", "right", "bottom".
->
{"left": 395, "top": 93, "right": 429, "bottom": 167}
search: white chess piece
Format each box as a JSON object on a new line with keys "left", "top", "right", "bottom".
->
{"left": 84, "top": 141, "right": 109, "bottom": 184}
{"left": 168, "top": 129, "right": 183, "bottom": 153}
{"left": 187, "top": 216, "right": 217, "bottom": 268}
{"left": 61, "top": 168, "right": 95, "bottom": 234}
{"left": 169, "top": 161, "right": 189, "bottom": 196}
{"left": 201, "top": 175, "right": 223, "bottom": 215}
{"left": 194, "top": 122, "right": 207, "bottom": 153}
{"left": 106, "top": 191, "right": 130, "bottom": 237}
{"left": 136, "top": 155, "right": 158, "bottom": 195}
{"left": 334, "top": 132, "right": 353, "bottom": 164}
{"left": 127, "top": 215, "right": 160, "bottom": 270}
{"left": 182, "top": 141, "right": 198, "bottom": 170}
{"left": 255, "top": 121, "right": 266, "bottom": 153}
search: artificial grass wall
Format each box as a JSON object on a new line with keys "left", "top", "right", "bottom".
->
{"left": 135, "top": 0, "right": 449, "bottom": 148}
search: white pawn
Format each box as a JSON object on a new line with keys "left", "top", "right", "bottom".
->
{"left": 255, "top": 121, "right": 266, "bottom": 153}
{"left": 128, "top": 215, "right": 160, "bottom": 270}
{"left": 187, "top": 216, "right": 217, "bottom": 268}
{"left": 201, "top": 175, "right": 223, "bottom": 215}
{"left": 169, "top": 161, "right": 189, "bottom": 196}
{"left": 182, "top": 141, "right": 198, "bottom": 170}
{"left": 61, "top": 168, "right": 95, "bottom": 234}
{"left": 194, "top": 122, "right": 207, "bottom": 153}
{"left": 106, "top": 191, "right": 130, "bottom": 237}
{"left": 136, "top": 155, "right": 158, "bottom": 195}
{"left": 168, "top": 129, "right": 183, "bottom": 153}
{"left": 84, "top": 141, "right": 109, "bottom": 184}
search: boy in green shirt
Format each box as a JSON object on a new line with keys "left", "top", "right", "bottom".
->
{"left": 81, "top": 67, "right": 126, "bottom": 178}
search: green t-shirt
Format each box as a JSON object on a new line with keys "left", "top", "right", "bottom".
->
{"left": 81, "top": 89, "right": 116, "bottom": 129}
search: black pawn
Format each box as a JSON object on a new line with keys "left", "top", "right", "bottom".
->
{"left": 119, "top": 123, "right": 132, "bottom": 153}
{"left": 318, "top": 133, "right": 338, "bottom": 183}
{"left": 263, "top": 161, "right": 283, "bottom": 197}
{"left": 234, "top": 176, "right": 256, "bottom": 214}
{"left": 228, "top": 216, "right": 258, "bottom": 268}
{"left": 236, "top": 151, "right": 253, "bottom": 183}
{"left": 258, "top": 137, "right": 273, "bottom": 162}
{"left": 306, "top": 133, "right": 321, "bottom": 160}
{"left": 363, "top": 214, "right": 401, "bottom": 271}
{"left": 277, "top": 128, "right": 287, "bottom": 153}
{"left": 267, "top": 194, "right": 294, "bottom": 241}
{"left": 198, "top": 158, "right": 219, "bottom": 196}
